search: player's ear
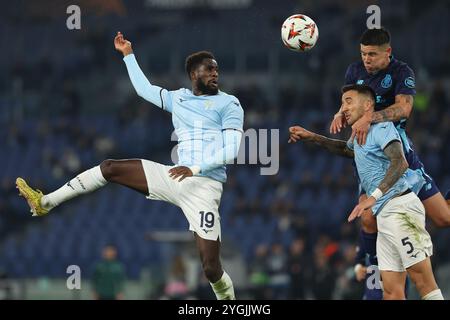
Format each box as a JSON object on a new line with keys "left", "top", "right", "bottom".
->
{"left": 386, "top": 46, "right": 392, "bottom": 56}
{"left": 364, "top": 98, "right": 373, "bottom": 112}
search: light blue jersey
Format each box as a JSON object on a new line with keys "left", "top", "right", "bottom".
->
{"left": 347, "top": 122, "right": 418, "bottom": 216}
{"left": 123, "top": 54, "right": 244, "bottom": 183}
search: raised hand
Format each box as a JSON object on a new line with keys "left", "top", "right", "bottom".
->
{"left": 114, "top": 31, "right": 133, "bottom": 56}
{"left": 330, "top": 112, "right": 347, "bottom": 134}
{"left": 350, "top": 112, "right": 371, "bottom": 145}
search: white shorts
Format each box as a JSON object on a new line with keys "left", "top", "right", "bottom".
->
{"left": 376, "top": 192, "right": 433, "bottom": 272}
{"left": 141, "top": 159, "right": 223, "bottom": 241}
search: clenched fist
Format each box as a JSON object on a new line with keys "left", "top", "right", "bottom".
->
{"left": 288, "top": 126, "right": 314, "bottom": 143}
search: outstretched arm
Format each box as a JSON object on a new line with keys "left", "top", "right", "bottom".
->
{"left": 114, "top": 32, "right": 171, "bottom": 111}
{"left": 348, "top": 140, "right": 408, "bottom": 221}
{"left": 289, "top": 126, "right": 354, "bottom": 158}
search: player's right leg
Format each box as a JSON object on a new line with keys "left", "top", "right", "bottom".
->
{"left": 16, "top": 159, "right": 148, "bottom": 215}
{"left": 406, "top": 258, "right": 443, "bottom": 300}
{"left": 380, "top": 271, "right": 407, "bottom": 300}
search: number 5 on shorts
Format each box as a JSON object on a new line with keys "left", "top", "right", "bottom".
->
{"left": 401, "top": 237, "right": 414, "bottom": 254}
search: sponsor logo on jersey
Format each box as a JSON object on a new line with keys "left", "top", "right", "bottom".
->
{"left": 405, "top": 77, "right": 415, "bottom": 89}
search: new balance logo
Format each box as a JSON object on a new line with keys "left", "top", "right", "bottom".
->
{"left": 179, "top": 98, "right": 187, "bottom": 103}
{"left": 410, "top": 252, "right": 420, "bottom": 258}
{"left": 202, "top": 228, "right": 211, "bottom": 234}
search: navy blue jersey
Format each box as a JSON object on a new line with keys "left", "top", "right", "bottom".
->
{"left": 344, "top": 57, "right": 416, "bottom": 131}
{"left": 346, "top": 57, "right": 440, "bottom": 201}
{"left": 344, "top": 57, "right": 416, "bottom": 152}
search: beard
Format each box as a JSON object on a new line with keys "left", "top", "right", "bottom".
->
{"left": 197, "top": 79, "right": 218, "bottom": 95}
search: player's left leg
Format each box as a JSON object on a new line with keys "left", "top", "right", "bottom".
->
{"left": 177, "top": 176, "right": 234, "bottom": 300}
{"left": 194, "top": 234, "right": 235, "bottom": 300}
{"left": 406, "top": 257, "right": 443, "bottom": 300}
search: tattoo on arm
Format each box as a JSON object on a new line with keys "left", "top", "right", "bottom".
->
{"left": 309, "top": 134, "right": 354, "bottom": 158}
{"left": 377, "top": 141, "right": 408, "bottom": 194}
{"left": 372, "top": 95, "right": 414, "bottom": 123}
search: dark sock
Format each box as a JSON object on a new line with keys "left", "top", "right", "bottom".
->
{"left": 361, "top": 231, "right": 378, "bottom": 266}
{"left": 445, "top": 190, "right": 450, "bottom": 200}
{"left": 354, "top": 231, "right": 366, "bottom": 266}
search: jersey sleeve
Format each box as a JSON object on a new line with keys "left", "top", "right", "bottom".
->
{"left": 373, "top": 123, "right": 402, "bottom": 150}
{"left": 123, "top": 54, "right": 173, "bottom": 113}
{"left": 220, "top": 98, "right": 244, "bottom": 131}
{"left": 394, "top": 65, "right": 416, "bottom": 96}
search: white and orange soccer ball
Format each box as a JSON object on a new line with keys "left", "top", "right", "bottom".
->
{"left": 281, "top": 14, "right": 319, "bottom": 52}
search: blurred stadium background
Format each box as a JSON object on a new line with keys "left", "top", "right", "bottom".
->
{"left": 1, "top": 0, "right": 449, "bottom": 299}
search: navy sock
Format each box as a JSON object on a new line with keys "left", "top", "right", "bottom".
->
{"left": 354, "top": 231, "right": 366, "bottom": 266}
{"left": 361, "top": 231, "right": 378, "bottom": 266}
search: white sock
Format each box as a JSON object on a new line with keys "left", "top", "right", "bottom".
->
{"left": 210, "top": 271, "right": 235, "bottom": 300}
{"left": 422, "top": 289, "right": 444, "bottom": 300}
{"left": 41, "top": 166, "right": 107, "bottom": 210}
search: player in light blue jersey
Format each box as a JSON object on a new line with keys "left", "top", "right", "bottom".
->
{"left": 288, "top": 84, "right": 443, "bottom": 300}
{"left": 15, "top": 32, "right": 244, "bottom": 300}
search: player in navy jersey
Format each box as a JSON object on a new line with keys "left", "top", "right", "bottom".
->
{"left": 329, "top": 28, "right": 450, "bottom": 299}
{"left": 15, "top": 32, "right": 244, "bottom": 300}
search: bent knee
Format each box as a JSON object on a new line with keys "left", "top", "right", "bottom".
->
{"left": 100, "top": 159, "right": 116, "bottom": 181}
{"left": 431, "top": 214, "right": 450, "bottom": 228}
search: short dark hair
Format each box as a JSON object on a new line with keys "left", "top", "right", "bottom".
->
{"left": 360, "top": 27, "right": 391, "bottom": 46}
{"left": 185, "top": 51, "right": 215, "bottom": 79}
{"left": 342, "top": 84, "right": 376, "bottom": 103}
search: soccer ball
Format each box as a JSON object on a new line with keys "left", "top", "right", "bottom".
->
{"left": 281, "top": 14, "right": 319, "bottom": 52}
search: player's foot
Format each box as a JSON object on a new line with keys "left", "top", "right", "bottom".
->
{"left": 16, "top": 177, "right": 49, "bottom": 216}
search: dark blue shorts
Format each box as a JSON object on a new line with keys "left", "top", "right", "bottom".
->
{"left": 405, "top": 148, "right": 439, "bottom": 201}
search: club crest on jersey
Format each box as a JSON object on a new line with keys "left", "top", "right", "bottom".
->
{"left": 381, "top": 74, "right": 392, "bottom": 88}
{"left": 405, "top": 77, "right": 415, "bottom": 89}
{"left": 356, "top": 80, "right": 364, "bottom": 85}
{"left": 204, "top": 101, "right": 214, "bottom": 110}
